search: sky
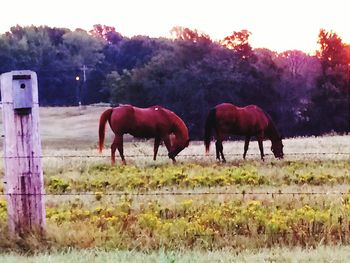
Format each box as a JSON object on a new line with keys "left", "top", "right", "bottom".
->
{"left": 1, "top": 0, "right": 349, "bottom": 53}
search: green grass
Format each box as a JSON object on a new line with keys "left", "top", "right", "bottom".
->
{"left": 1, "top": 246, "right": 350, "bottom": 263}
{"left": 2, "top": 190, "right": 350, "bottom": 251}
{"left": 38, "top": 160, "right": 350, "bottom": 193}
{"left": 0, "top": 107, "right": 349, "bottom": 259}
{"left": 1, "top": 144, "right": 350, "bottom": 252}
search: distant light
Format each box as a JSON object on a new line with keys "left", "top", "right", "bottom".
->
{"left": 75, "top": 76, "right": 80, "bottom": 81}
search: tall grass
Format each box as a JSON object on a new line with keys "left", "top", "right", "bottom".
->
{"left": 0, "top": 107, "right": 349, "bottom": 258}
{"left": 1, "top": 246, "right": 350, "bottom": 263}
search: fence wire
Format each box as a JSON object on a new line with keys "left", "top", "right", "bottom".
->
{"left": 1, "top": 152, "right": 349, "bottom": 159}
{"left": 0, "top": 151, "right": 349, "bottom": 198}
{"left": 0, "top": 191, "right": 349, "bottom": 197}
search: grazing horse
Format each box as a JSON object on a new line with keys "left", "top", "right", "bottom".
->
{"left": 99, "top": 104, "right": 189, "bottom": 165}
{"left": 204, "top": 103, "right": 284, "bottom": 162}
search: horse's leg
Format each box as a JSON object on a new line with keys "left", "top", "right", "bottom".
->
{"left": 153, "top": 137, "right": 161, "bottom": 161}
{"left": 215, "top": 141, "right": 221, "bottom": 161}
{"left": 216, "top": 140, "right": 225, "bottom": 163}
{"left": 118, "top": 136, "right": 126, "bottom": 165}
{"left": 257, "top": 136, "right": 264, "bottom": 161}
{"left": 111, "top": 135, "right": 125, "bottom": 165}
{"left": 243, "top": 136, "right": 251, "bottom": 160}
{"left": 163, "top": 136, "right": 176, "bottom": 163}
{"left": 111, "top": 137, "right": 117, "bottom": 165}
{"left": 219, "top": 141, "right": 226, "bottom": 163}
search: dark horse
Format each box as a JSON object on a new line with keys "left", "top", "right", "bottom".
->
{"left": 99, "top": 104, "right": 189, "bottom": 165}
{"left": 204, "top": 103, "right": 284, "bottom": 161}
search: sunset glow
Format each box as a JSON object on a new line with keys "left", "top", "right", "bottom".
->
{"left": 0, "top": 0, "right": 349, "bottom": 53}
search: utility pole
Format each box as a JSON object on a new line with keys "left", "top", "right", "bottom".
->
{"left": 79, "top": 65, "right": 88, "bottom": 106}
{"left": 80, "top": 65, "right": 88, "bottom": 83}
{"left": 75, "top": 65, "right": 88, "bottom": 107}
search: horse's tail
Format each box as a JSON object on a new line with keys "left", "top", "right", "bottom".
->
{"left": 98, "top": 108, "right": 113, "bottom": 153}
{"left": 204, "top": 108, "right": 216, "bottom": 153}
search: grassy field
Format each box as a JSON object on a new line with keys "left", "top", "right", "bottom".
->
{"left": 2, "top": 246, "right": 350, "bottom": 263}
{"left": 0, "top": 106, "right": 349, "bottom": 261}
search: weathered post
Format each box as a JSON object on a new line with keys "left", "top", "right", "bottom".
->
{"left": 0, "top": 70, "right": 45, "bottom": 236}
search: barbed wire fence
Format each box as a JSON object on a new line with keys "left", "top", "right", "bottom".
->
{"left": 0, "top": 151, "right": 349, "bottom": 198}
{"left": 1, "top": 151, "right": 350, "bottom": 159}
{"left": 0, "top": 191, "right": 350, "bottom": 197}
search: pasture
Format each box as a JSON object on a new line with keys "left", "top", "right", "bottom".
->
{"left": 0, "top": 106, "right": 349, "bottom": 261}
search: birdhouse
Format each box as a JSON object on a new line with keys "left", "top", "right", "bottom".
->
{"left": 12, "top": 74, "right": 33, "bottom": 111}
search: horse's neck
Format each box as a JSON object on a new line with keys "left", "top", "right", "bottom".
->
{"left": 173, "top": 123, "right": 186, "bottom": 140}
{"left": 171, "top": 117, "right": 188, "bottom": 141}
{"left": 266, "top": 120, "right": 280, "bottom": 142}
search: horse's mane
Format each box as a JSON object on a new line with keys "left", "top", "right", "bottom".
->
{"left": 142, "top": 105, "right": 189, "bottom": 140}
{"left": 165, "top": 109, "right": 188, "bottom": 136}
{"left": 264, "top": 111, "right": 281, "bottom": 140}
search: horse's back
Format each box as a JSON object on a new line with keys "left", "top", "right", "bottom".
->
{"left": 111, "top": 104, "right": 164, "bottom": 122}
{"left": 214, "top": 103, "right": 240, "bottom": 134}
{"left": 243, "top": 105, "right": 269, "bottom": 126}
{"left": 109, "top": 105, "right": 174, "bottom": 138}
{"left": 215, "top": 103, "right": 269, "bottom": 135}
{"left": 108, "top": 105, "right": 135, "bottom": 133}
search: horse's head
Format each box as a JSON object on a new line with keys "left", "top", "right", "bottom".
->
{"left": 164, "top": 110, "right": 190, "bottom": 161}
{"left": 271, "top": 138, "right": 284, "bottom": 159}
{"left": 168, "top": 138, "right": 190, "bottom": 160}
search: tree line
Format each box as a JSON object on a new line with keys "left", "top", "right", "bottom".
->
{"left": 0, "top": 25, "right": 349, "bottom": 138}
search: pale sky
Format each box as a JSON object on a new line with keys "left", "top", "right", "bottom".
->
{"left": 1, "top": 0, "right": 349, "bottom": 53}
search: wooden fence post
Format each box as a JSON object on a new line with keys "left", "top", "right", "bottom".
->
{"left": 0, "top": 70, "right": 45, "bottom": 236}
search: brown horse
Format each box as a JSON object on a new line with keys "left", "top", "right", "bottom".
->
{"left": 99, "top": 104, "right": 189, "bottom": 165}
{"left": 204, "top": 103, "right": 284, "bottom": 161}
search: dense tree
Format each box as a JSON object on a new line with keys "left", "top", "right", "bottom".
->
{"left": 220, "top": 30, "right": 254, "bottom": 61}
{"left": 1, "top": 25, "right": 349, "bottom": 137}
{"left": 275, "top": 50, "right": 322, "bottom": 135}
{"left": 90, "top": 24, "right": 123, "bottom": 45}
{"left": 170, "top": 26, "right": 211, "bottom": 43}
{"left": 305, "top": 29, "right": 349, "bottom": 134}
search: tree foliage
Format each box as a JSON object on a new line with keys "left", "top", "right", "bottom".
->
{"left": 305, "top": 29, "right": 350, "bottom": 134}
{"left": 0, "top": 26, "right": 349, "bottom": 137}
